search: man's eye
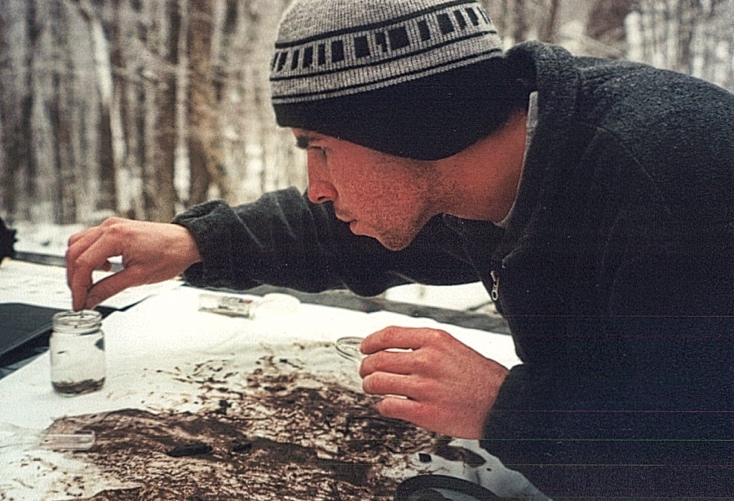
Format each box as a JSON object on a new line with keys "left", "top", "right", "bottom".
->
{"left": 306, "top": 147, "right": 327, "bottom": 161}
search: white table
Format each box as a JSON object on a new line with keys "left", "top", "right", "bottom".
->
{"left": 0, "top": 267, "right": 548, "bottom": 500}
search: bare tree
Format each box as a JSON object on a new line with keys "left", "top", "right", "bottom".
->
{"left": 188, "top": 0, "right": 229, "bottom": 208}
{"left": 147, "top": 0, "right": 180, "bottom": 222}
{"left": 1, "top": 0, "right": 731, "bottom": 226}
{"left": 540, "top": 0, "right": 562, "bottom": 43}
{"left": 0, "top": 0, "right": 113, "bottom": 224}
{"left": 0, "top": 0, "right": 32, "bottom": 221}
{"left": 587, "top": 0, "right": 633, "bottom": 58}
{"left": 0, "top": 0, "right": 305, "bottom": 225}
{"left": 482, "top": 0, "right": 565, "bottom": 46}
{"left": 629, "top": 0, "right": 734, "bottom": 91}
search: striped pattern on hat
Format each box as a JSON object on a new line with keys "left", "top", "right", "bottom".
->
{"left": 270, "top": 0, "right": 503, "bottom": 104}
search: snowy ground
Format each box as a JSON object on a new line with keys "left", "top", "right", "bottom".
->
{"left": 9, "top": 221, "right": 494, "bottom": 313}
{"left": 11, "top": 221, "right": 85, "bottom": 257}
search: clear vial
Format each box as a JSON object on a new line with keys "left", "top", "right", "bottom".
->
{"left": 50, "top": 310, "right": 106, "bottom": 396}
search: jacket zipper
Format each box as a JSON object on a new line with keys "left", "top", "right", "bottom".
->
{"left": 490, "top": 269, "right": 500, "bottom": 302}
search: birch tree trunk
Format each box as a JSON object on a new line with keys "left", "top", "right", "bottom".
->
{"left": 149, "top": 0, "right": 180, "bottom": 222}
{"left": 188, "top": 0, "right": 227, "bottom": 207}
{"left": 0, "top": 0, "right": 114, "bottom": 225}
{"left": 0, "top": 0, "right": 305, "bottom": 225}
{"left": 0, "top": 0, "right": 32, "bottom": 221}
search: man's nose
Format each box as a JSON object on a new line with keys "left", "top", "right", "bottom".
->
{"left": 307, "top": 163, "right": 337, "bottom": 204}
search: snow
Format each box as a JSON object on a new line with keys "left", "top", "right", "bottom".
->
{"left": 11, "top": 221, "right": 85, "bottom": 257}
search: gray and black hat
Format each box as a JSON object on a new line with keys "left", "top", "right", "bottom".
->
{"left": 270, "top": 0, "right": 520, "bottom": 160}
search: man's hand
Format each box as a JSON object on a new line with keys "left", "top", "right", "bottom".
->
{"left": 359, "top": 326, "right": 509, "bottom": 439}
{"left": 66, "top": 217, "right": 202, "bottom": 310}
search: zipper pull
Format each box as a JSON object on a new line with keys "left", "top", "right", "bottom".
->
{"left": 490, "top": 270, "right": 500, "bottom": 302}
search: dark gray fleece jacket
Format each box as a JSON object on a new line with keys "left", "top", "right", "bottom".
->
{"left": 174, "top": 42, "right": 734, "bottom": 497}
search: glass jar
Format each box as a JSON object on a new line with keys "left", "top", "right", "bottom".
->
{"left": 50, "top": 310, "right": 106, "bottom": 396}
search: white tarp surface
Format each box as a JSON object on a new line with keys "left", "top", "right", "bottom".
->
{"left": 0, "top": 282, "right": 547, "bottom": 500}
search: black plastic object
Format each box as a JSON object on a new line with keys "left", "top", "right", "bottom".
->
{"left": 0, "top": 216, "right": 16, "bottom": 261}
{"left": 394, "top": 475, "right": 499, "bottom": 501}
{"left": 0, "top": 303, "right": 63, "bottom": 359}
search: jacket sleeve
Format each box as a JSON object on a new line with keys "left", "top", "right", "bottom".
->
{"left": 172, "top": 187, "right": 484, "bottom": 295}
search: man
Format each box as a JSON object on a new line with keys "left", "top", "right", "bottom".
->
{"left": 66, "top": 0, "right": 734, "bottom": 497}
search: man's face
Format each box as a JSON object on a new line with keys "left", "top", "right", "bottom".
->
{"left": 293, "top": 129, "right": 439, "bottom": 251}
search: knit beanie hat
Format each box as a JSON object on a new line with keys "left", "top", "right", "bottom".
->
{"left": 270, "top": 0, "right": 512, "bottom": 160}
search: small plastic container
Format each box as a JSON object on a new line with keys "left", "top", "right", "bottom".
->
{"left": 335, "top": 336, "right": 365, "bottom": 365}
{"left": 49, "top": 310, "right": 106, "bottom": 396}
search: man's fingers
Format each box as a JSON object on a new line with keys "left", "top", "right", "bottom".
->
{"left": 70, "top": 281, "right": 92, "bottom": 312}
{"left": 362, "top": 371, "right": 407, "bottom": 396}
{"left": 81, "top": 268, "right": 142, "bottom": 309}
{"left": 68, "top": 260, "right": 115, "bottom": 310}
{"left": 66, "top": 228, "right": 99, "bottom": 288}
{"left": 376, "top": 396, "right": 483, "bottom": 440}
{"left": 362, "top": 371, "right": 435, "bottom": 401}
{"left": 361, "top": 326, "right": 448, "bottom": 354}
{"left": 374, "top": 397, "right": 429, "bottom": 426}
{"left": 67, "top": 228, "right": 125, "bottom": 309}
{"left": 359, "top": 350, "right": 417, "bottom": 378}
{"left": 97, "top": 260, "right": 113, "bottom": 272}
{"left": 65, "top": 217, "right": 200, "bottom": 311}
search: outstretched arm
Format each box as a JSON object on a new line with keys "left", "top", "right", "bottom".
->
{"left": 67, "top": 187, "right": 495, "bottom": 310}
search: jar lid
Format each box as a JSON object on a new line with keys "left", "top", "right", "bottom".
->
{"left": 52, "top": 310, "right": 102, "bottom": 334}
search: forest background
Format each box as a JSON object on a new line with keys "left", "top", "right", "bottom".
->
{"left": 1, "top": 0, "right": 733, "bottom": 229}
